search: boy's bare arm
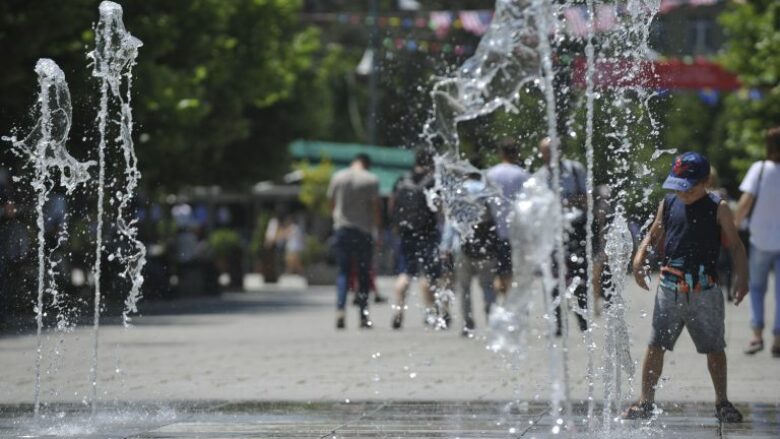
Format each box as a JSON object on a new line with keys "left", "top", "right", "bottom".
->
{"left": 718, "top": 201, "right": 749, "bottom": 305}
{"left": 632, "top": 200, "right": 665, "bottom": 290}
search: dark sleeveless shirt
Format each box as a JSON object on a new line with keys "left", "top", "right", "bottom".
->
{"left": 662, "top": 192, "right": 721, "bottom": 276}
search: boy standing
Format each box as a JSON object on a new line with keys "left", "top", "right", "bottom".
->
{"left": 625, "top": 152, "right": 748, "bottom": 422}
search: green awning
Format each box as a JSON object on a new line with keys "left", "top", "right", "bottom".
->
{"left": 289, "top": 140, "right": 414, "bottom": 195}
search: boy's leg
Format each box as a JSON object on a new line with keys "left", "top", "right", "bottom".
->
{"left": 708, "top": 349, "right": 743, "bottom": 422}
{"left": 706, "top": 351, "right": 728, "bottom": 405}
{"left": 640, "top": 345, "right": 666, "bottom": 404}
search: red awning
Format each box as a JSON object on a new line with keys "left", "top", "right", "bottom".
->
{"left": 571, "top": 57, "right": 740, "bottom": 91}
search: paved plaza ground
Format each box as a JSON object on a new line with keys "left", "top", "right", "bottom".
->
{"left": 0, "top": 274, "right": 778, "bottom": 437}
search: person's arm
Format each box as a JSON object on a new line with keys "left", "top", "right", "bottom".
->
{"left": 632, "top": 199, "right": 665, "bottom": 290}
{"left": 718, "top": 201, "right": 749, "bottom": 305}
{"left": 734, "top": 161, "right": 761, "bottom": 228}
{"left": 733, "top": 192, "right": 754, "bottom": 229}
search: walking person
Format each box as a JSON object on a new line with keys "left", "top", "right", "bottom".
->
{"left": 389, "top": 150, "right": 443, "bottom": 329}
{"left": 486, "top": 138, "right": 529, "bottom": 302}
{"left": 539, "top": 137, "right": 589, "bottom": 335}
{"left": 452, "top": 164, "right": 499, "bottom": 337}
{"left": 327, "top": 153, "right": 381, "bottom": 329}
{"left": 735, "top": 127, "right": 780, "bottom": 357}
{"left": 625, "top": 152, "right": 748, "bottom": 422}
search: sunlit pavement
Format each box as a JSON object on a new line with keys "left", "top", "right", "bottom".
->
{"left": 0, "top": 274, "right": 778, "bottom": 437}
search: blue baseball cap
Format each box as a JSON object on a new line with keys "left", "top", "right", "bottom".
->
{"left": 662, "top": 152, "right": 710, "bottom": 191}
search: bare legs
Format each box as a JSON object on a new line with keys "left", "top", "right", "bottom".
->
{"left": 638, "top": 345, "right": 665, "bottom": 404}
{"left": 393, "top": 274, "right": 436, "bottom": 326}
{"left": 638, "top": 346, "right": 729, "bottom": 405}
{"left": 707, "top": 351, "right": 728, "bottom": 405}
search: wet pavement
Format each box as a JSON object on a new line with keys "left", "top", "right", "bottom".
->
{"left": 1, "top": 275, "right": 778, "bottom": 438}
{"left": 2, "top": 401, "right": 779, "bottom": 438}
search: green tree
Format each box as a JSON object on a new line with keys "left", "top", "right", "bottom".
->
{"left": 1, "top": 0, "right": 345, "bottom": 192}
{"left": 719, "top": 1, "right": 780, "bottom": 179}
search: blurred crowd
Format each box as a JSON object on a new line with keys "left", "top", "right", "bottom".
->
{"left": 326, "top": 138, "right": 617, "bottom": 334}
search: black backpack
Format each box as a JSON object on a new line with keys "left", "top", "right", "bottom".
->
{"left": 392, "top": 172, "right": 437, "bottom": 233}
{"left": 461, "top": 204, "right": 498, "bottom": 260}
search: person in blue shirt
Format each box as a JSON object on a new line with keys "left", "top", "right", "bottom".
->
{"left": 624, "top": 152, "right": 748, "bottom": 422}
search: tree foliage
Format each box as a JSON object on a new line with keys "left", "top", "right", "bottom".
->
{"left": 719, "top": 0, "right": 780, "bottom": 179}
{"left": 0, "top": 0, "right": 344, "bottom": 193}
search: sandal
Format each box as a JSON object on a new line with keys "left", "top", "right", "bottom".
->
{"left": 715, "top": 400, "right": 743, "bottom": 423}
{"left": 621, "top": 401, "right": 655, "bottom": 420}
{"left": 744, "top": 339, "right": 764, "bottom": 355}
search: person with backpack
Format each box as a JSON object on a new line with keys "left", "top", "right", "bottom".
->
{"left": 390, "top": 150, "right": 443, "bottom": 329}
{"left": 539, "top": 137, "right": 589, "bottom": 335}
{"left": 452, "top": 161, "right": 499, "bottom": 337}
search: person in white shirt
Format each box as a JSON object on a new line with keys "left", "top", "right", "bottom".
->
{"left": 486, "top": 139, "right": 529, "bottom": 301}
{"left": 735, "top": 127, "right": 780, "bottom": 357}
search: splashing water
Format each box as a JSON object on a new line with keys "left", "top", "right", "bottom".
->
{"left": 601, "top": 208, "right": 636, "bottom": 431}
{"left": 489, "top": 176, "right": 558, "bottom": 354}
{"left": 432, "top": 153, "right": 500, "bottom": 240}
{"left": 2, "top": 59, "right": 94, "bottom": 417}
{"left": 423, "top": 0, "right": 663, "bottom": 433}
{"left": 423, "top": 0, "right": 540, "bottom": 150}
{"left": 87, "top": 0, "right": 143, "bottom": 412}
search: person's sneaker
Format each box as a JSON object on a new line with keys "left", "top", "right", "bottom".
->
{"left": 423, "top": 308, "right": 438, "bottom": 327}
{"left": 461, "top": 318, "right": 475, "bottom": 338}
{"left": 391, "top": 313, "right": 403, "bottom": 330}
{"left": 374, "top": 293, "right": 388, "bottom": 304}
{"left": 744, "top": 339, "right": 764, "bottom": 355}
{"left": 441, "top": 312, "right": 452, "bottom": 329}
{"left": 359, "top": 309, "right": 373, "bottom": 329}
{"left": 336, "top": 311, "right": 346, "bottom": 330}
{"left": 621, "top": 401, "right": 655, "bottom": 420}
{"left": 772, "top": 345, "right": 780, "bottom": 358}
{"left": 715, "top": 400, "right": 743, "bottom": 423}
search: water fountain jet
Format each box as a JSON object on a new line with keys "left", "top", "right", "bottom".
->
{"left": 2, "top": 59, "right": 94, "bottom": 417}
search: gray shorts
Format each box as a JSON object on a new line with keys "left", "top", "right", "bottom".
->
{"left": 649, "top": 285, "right": 725, "bottom": 354}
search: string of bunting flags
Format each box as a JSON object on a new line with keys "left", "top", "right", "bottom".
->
{"left": 304, "top": 0, "right": 723, "bottom": 39}
{"left": 382, "top": 36, "right": 475, "bottom": 56}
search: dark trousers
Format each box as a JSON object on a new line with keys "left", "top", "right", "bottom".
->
{"left": 335, "top": 227, "right": 373, "bottom": 311}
